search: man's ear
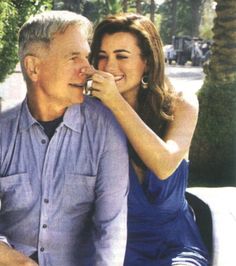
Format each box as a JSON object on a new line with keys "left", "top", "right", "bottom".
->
{"left": 24, "top": 55, "right": 40, "bottom": 82}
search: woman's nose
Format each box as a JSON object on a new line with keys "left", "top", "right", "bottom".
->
{"left": 104, "top": 58, "right": 117, "bottom": 72}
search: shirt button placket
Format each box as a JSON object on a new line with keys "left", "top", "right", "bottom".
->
{"left": 41, "top": 139, "right": 47, "bottom": 144}
{"left": 44, "top": 198, "right": 49, "bottom": 204}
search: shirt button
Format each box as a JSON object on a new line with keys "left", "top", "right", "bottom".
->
{"left": 42, "top": 224, "right": 47, "bottom": 229}
{"left": 44, "top": 198, "right": 49, "bottom": 204}
{"left": 40, "top": 247, "right": 44, "bottom": 252}
{"left": 41, "top": 139, "right": 46, "bottom": 144}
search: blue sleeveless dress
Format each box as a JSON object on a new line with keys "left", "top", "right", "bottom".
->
{"left": 124, "top": 160, "right": 209, "bottom": 266}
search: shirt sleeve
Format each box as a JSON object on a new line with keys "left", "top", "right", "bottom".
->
{"left": 0, "top": 236, "right": 12, "bottom": 247}
{"left": 93, "top": 113, "right": 129, "bottom": 266}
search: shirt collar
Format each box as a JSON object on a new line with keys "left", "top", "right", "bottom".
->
{"left": 19, "top": 98, "right": 84, "bottom": 133}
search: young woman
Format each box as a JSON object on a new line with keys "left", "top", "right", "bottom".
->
{"left": 85, "top": 13, "right": 209, "bottom": 266}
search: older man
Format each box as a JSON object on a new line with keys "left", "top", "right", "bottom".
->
{"left": 0, "top": 11, "right": 128, "bottom": 266}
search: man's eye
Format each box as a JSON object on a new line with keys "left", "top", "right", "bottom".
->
{"left": 70, "top": 57, "right": 78, "bottom": 61}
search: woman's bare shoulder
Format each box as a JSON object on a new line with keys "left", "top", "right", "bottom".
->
{"left": 175, "top": 90, "right": 199, "bottom": 117}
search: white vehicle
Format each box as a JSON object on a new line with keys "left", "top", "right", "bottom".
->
{"left": 163, "top": 44, "right": 177, "bottom": 64}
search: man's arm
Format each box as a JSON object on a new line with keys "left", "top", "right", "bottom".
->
{"left": 93, "top": 115, "right": 129, "bottom": 266}
{"left": 0, "top": 242, "right": 38, "bottom": 266}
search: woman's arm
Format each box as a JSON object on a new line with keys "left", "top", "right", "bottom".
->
{"left": 108, "top": 92, "right": 198, "bottom": 179}
{"left": 83, "top": 68, "right": 199, "bottom": 180}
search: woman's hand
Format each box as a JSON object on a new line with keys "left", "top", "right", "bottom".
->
{"left": 82, "top": 67, "right": 123, "bottom": 109}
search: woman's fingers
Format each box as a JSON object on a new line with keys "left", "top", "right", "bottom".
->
{"left": 81, "top": 66, "right": 114, "bottom": 81}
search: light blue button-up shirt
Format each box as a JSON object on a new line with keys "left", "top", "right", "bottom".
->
{"left": 0, "top": 96, "right": 129, "bottom": 266}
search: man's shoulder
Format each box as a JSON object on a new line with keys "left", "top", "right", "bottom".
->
{"left": 82, "top": 96, "right": 125, "bottom": 136}
{"left": 0, "top": 104, "right": 21, "bottom": 124}
{"left": 83, "top": 96, "right": 113, "bottom": 120}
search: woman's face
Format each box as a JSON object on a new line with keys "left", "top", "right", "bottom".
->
{"left": 97, "top": 32, "right": 147, "bottom": 99}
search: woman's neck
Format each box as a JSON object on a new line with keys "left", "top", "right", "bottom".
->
{"left": 122, "top": 88, "right": 139, "bottom": 110}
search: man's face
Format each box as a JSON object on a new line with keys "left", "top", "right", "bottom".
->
{"left": 37, "top": 24, "right": 90, "bottom": 107}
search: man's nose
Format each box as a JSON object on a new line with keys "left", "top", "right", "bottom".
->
{"left": 81, "top": 57, "right": 90, "bottom": 68}
{"left": 78, "top": 58, "right": 91, "bottom": 75}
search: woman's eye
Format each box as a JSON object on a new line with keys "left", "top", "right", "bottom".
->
{"left": 117, "top": 55, "right": 128, "bottom": 59}
{"left": 98, "top": 54, "right": 107, "bottom": 60}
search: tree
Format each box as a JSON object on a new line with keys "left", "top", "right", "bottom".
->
{"left": 170, "top": 0, "right": 177, "bottom": 40}
{"left": 150, "top": 0, "right": 156, "bottom": 22}
{"left": 123, "top": 0, "right": 128, "bottom": 12}
{"left": 189, "top": 0, "right": 203, "bottom": 37}
{"left": 189, "top": 0, "right": 236, "bottom": 186}
{"left": 199, "top": 0, "right": 215, "bottom": 40}
{"left": 0, "top": 0, "right": 18, "bottom": 83}
{"left": 136, "top": 0, "right": 141, "bottom": 13}
{"left": 54, "top": 0, "right": 123, "bottom": 22}
{"left": 159, "top": 0, "right": 205, "bottom": 44}
{"left": 104, "top": 0, "right": 122, "bottom": 14}
{"left": 0, "top": 0, "right": 52, "bottom": 83}
{"left": 63, "top": 0, "right": 82, "bottom": 13}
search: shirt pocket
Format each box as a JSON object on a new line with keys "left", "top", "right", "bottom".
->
{"left": 63, "top": 173, "right": 96, "bottom": 213}
{"left": 0, "top": 173, "right": 33, "bottom": 213}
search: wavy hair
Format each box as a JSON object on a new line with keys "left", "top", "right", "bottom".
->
{"left": 90, "top": 14, "right": 177, "bottom": 168}
{"left": 90, "top": 13, "right": 176, "bottom": 138}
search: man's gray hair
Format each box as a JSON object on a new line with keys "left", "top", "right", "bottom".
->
{"left": 18, "top": 10, "right": 92, "bottom": 80}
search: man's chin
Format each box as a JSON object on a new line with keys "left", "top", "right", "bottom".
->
{"left": 72, "top": 94, "right": 85, "bottom": 104}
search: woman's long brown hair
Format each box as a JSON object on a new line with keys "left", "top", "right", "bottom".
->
{"left": 90, "top": 13, "right": 177, "bottom": 169}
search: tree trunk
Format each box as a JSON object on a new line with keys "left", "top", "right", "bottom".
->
{"left": 150, "top": 0, "right": 155, "bottom": 22}
{"left": 136, "top": 0, "right": 141, "bottom": 14}
{"left": 63, "top": 0, "right": 81, "bottom": 13}
{"left": 190, "top": 0, "right": 203, "bottom": 37}
{"left": 170, "top": 0, "right": 177, "bottom": 39}
{"left": 189, "top": 0, "right": 236, "bottom": 186}
{"left": 207, "top": 0, "right": 236, "bottom": 82}
{"left": 123, "top": 0, "right": 128, "bottom": 12}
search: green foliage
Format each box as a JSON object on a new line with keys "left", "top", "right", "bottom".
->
{"left": 199, "top": 0, "right": 215, "bottom": 40}
{"left": 189, "top": 78, "right": 236, "bottom": 186}
{"left": 0, "top": 0, "right": 52, "bottom": 83}
{"left": 190, "top": 0, "right": 236, "bottom": 187}
{"left": 159, "top": 0, "right": 195, "bottom": 44}
{"left": 90, "top": 0, "right": 123, "bottom": 23}
{"left": 159, "top": 0, "right": 206, "bottom": 44}
{"left": 0, "top": 1, "right": 18, "bottom": 83}
{"left": 54, "top": 0, "right": 123, "bottom": 23}
{"left": 175, "top": 0, "right": 194, "bottom": 35}
{"left": 105, "top": 0, "right": 122, "bottom": 15}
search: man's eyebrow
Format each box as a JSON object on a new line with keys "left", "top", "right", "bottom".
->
{"left": 99, "top": 49, "right": 131, "bottom": 54}
{"left": 64, "top": 52, "right": 81, "bottom": 58}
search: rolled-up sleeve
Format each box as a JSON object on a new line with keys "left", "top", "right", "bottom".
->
{"left": 93, "top": 115, "right": 129, "bottom": 266}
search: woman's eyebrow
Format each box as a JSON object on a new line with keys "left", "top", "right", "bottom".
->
{"left": 99, "top": 49, "right": 131, "bottom": 54}
{"left": 114, "top": 49, "right": 131, "bottom": 53}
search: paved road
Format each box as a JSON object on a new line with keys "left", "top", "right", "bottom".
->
{"left": 166, "top": 64, "right": 205, "bottom": 94}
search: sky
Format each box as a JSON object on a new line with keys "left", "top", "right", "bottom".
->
{"left": 155, "top": 0, "right": 165, "bottom": 5}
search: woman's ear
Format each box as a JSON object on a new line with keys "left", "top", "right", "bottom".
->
{"left": 144, "top": 59, "right": 149, "bottom": 73}
{"left": 24, "top": 55, "right": 40, "bottom": 82}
